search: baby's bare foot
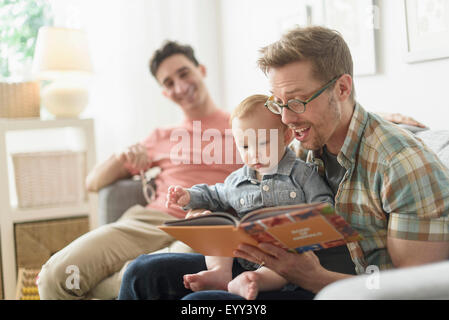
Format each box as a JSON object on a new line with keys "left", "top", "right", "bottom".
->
{"left": 227, "top": 271, "right": 260, "bottom": 300}
{"left": 183, "top": 269, "right": 231, "bottom": 292}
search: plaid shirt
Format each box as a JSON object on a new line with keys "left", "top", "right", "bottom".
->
{"left": 296, "top": 103, "right": 449, "bottom": 274}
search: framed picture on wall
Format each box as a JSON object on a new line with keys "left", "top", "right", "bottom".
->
{"left": 404, "top": 0, "right": 449, "bottom": 63}
{"left": 277, "top": 0, "right": 325, "bottom": 35}
{"left": 323, "top": 0, "right": 377, "bottom": 76}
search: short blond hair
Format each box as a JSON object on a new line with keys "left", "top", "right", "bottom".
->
{"left": 230, "top": 94, "right": 287, "bottom": 129}
{"left": 258, "top": 25, "right": 355, "bottom": 101}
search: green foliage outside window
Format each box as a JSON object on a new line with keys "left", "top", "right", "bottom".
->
{"left": 0, "top": 0, "right": 53, "bottom": 80}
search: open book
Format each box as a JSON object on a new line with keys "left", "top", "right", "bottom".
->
{"left": 159, "top": 202, "right": 362, "bottom": 257}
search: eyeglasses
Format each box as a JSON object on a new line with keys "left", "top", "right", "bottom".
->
{"left": 264, "top": 75, "right": 340, "bottom": 115}
{"left": 140, "top": 170, "right": 156, "bottom": 204}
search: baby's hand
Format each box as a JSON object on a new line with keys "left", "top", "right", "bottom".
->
{"left": 185, "top": 209, "right": 212, "bottom": 219}
{"left": 166, "top": 185, "right": 191, "bottom": 208}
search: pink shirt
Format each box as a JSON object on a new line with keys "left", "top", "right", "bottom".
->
{"left": 125, "top": 109, "right": 242, "bottom": 218}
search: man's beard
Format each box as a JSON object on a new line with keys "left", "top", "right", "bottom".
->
{"left": 302, "top": 93, "right": 341, "bottom": 151}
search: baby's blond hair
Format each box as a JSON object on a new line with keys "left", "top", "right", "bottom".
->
{"left": 230, "top": 94, "right": 287, "bottom": 130}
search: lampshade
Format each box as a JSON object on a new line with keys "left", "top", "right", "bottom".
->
{"left": 32, "top": 26, "right": 93, "bottom": 79}
{"left": 32, "top": 27, "right": 93, "bottom": 118}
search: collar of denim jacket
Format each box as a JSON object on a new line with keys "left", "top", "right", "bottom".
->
{"left": 235, "top": 147, "right": 296, "bottom": 186}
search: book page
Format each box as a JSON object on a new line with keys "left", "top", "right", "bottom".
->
{"left": 163, "top": 212, "right": 239, "bottom": 226}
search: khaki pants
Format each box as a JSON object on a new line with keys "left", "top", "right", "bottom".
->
{"left": 37, "top": 205, "right": 194, "bottom": 300}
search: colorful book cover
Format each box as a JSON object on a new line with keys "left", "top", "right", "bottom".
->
{"left": 241, "top": 203, "right": 362, "bottom": 253}
{"left": 159, "top": 202, "right": 363, "bottom": 257}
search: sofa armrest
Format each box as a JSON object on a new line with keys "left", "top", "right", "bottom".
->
{"left": 314, "top": 260, "right": 449, "bottom": 300}
{"left": 414, "top": 129, "right": 449, "bottom": 167}
{"left": 97, "top": 178, "right": 148, "bottom": 225}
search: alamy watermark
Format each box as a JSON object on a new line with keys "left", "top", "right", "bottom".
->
{"left": 365, "top": 265, "right": 380, "bottom": 290}
{"left": 65, "top": 265, "right": 80, "bottom": 290}
{"left": 169, "top": 121, "right": 279, "bottom": 167}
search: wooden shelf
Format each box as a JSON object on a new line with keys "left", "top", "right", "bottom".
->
{"left": 11, "top": 203, "right": 91, "bottom": 223}
{"left": 0, "top": 117, "right": 94, "bottom": 131}
{"left": 0, "top": 117, "right": 97, "bottom": 300}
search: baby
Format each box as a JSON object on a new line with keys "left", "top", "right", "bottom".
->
{"left": 166, "top": 94, "right": 334, "bottom": 300}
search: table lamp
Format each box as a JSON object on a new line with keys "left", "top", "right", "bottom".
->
{"left": 32, "top": 26, "right": 93, "bottom": 118}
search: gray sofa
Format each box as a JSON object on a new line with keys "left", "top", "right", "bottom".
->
{"left": 98, "top": 178, "right": 147, "bottom": 225}
{"left": 97, "top": 126, "right": 449, "bottom": 299}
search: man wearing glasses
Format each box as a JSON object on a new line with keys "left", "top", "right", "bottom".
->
{"left": 118, "top": 26, "right": 449, "bottom": 300}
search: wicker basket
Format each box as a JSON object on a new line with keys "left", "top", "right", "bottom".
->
{"left": 12, "top": 151, "right": 87, "bottom": 208}
{"left": 14, "top": 217, "right": 89, "bottom": 270}
{"left": 0, "top": 81, "right": 40, "bottom": 118}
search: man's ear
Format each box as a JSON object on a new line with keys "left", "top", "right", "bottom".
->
{"left": 198, "top": 64, "right": 207, "bottom": 77}
{"left": 284, "top": 127, "right": 294, "bottom": 145}
{"left": 335, "top": 74, "right": 352, "bottom": 102}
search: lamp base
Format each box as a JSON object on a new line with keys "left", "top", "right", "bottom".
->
{"left": 41, "top": 81, "right": 89, "bottom": 118}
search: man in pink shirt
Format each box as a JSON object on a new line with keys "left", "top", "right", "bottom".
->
{"left": 37, "top": 41, "right": 242, "bottom": 300}
{"left": 121, "top": 111, "right": 240, "bottom": 219}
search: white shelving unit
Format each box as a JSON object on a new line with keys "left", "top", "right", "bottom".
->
{"left": 0, "top": 118, "right": 97, "bottom": 300}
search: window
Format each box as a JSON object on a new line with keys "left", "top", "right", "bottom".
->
{"left": 0, "top": 0, "right": 53, "bottom": 80}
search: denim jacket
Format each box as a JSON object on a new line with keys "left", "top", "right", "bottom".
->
{"left": 185, "top": 148, "right": 334, "bottom": 218}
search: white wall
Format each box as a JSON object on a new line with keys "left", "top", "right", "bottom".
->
{"left": 219, "top": 0, "right": 301, "bottom": 111}
{"left": 52, "top": 0, "right": 222, "bottom": 163}
{"left": 219, "top": 0, "right": 449, "bottom": 130}
{"left": 356, "top": 0, "right": 449, "bottom": 129}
